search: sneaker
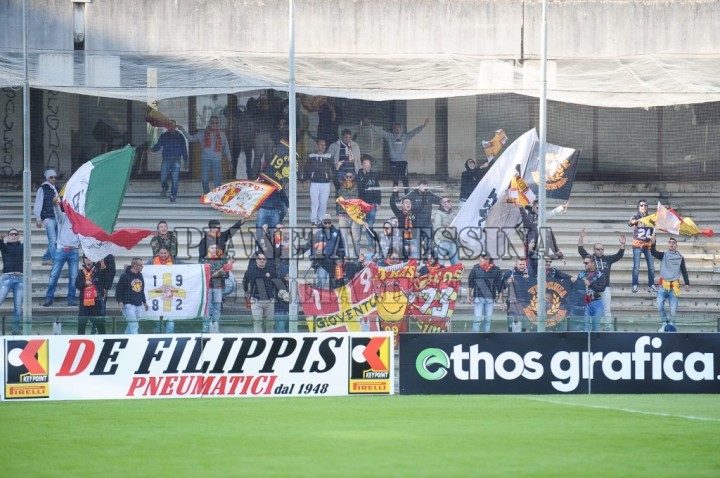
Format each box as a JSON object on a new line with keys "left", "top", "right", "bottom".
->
{"left": 170, "top": 196, "right": 177, "bottom": 204}
{"left": 160, "top": 190, "right": 167, "bottom": 197}
{"left": 41, "top": 300, "right": 53, "bottom": 307}
{"left": 648, "top": 285, "right": 657, "bottom": 293}
{"left": 632, "top": 285, "right": 638, "bottom": 294}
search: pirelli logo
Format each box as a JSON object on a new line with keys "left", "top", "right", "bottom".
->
{"left": 4, "top": 339, "right": 50, "bottom": 399}
{"left": 349, "top": 336, "right": 391, "bottom": 395}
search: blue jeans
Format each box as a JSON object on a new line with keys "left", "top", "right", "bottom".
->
{"left": 153, "top": 319, "right": 175, "bottom": 334}
{"left": 201, "top": 158, "right": 222, "bottom": 194}
{"left": 437, "top": 239, "right": 459, "bottom": 265}
{"left": 316, "top": 267, "right": 329, "bottom": 289}
{"left": 364, "top": 205, "right": 378, "bottom": 247}
{"left": 255, "top": 207, "right": 281, "bottom": 245}
{"left": 584, "top": 299, "right": 604, "bottom": 332}
{"left": 473, "top": 297, "right": 494, "bottom": 332}
{"left": 632, "top": 246, "right": 655, "bottom": 287}
{"left": 160, "top": 159, "right": 181, "bottom": 197}
{"left": 46, "top": 247, "right": 79, "bottom": 302}
{"left": 0, "top": 273, "right": 23, "bottom": 333}
{"left": 656, "top": 287, "right": 679, "bottom": 324}
{"left": 42, "top": 217, "right": 58, "bottom": 261}
{"left": 203, "top": 287, "right": 223, "bottom": 333}
{"left": 123, "top": 304, "right": 145, "bottom": 334}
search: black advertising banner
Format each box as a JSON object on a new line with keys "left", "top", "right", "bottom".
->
{"left": 399, "top": 333, "right": 720, "bottom": 395}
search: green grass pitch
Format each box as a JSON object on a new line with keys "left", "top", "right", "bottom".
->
{"left": 2, "top": 395, "right": 719, "bottom": 477}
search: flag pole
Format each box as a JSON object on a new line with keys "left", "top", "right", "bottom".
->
{"left": 287, "top": 0, "right": 299, "bottom": 332}
{"left": 537, "top": 0, "right": 548, "bottom": 332}
{"left": 22, "top": 0, "right": 33, "bottom": 334}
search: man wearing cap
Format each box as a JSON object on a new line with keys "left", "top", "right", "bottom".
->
{"left": 199, "top": 218, "right": 244, "bottom": 297}
{"left": 467, "top": 253, "right": 502, "bottom": 332}
{"left": 33, "top": 169, "right": 59, "bottom": 265}
{"left": 311, "top": 214, "right": 347, "bottom": 289}
{"left": 335, "top": 170, "right": 361, "bottom": 253}
{"left": 404, "top": 180, "right": 441, "bottom": 258}
{"left": 0, "top": 228, "right": 24, "bottom": 334}
{"left": 43, "top": 196, "right": 80, "bottom": 307}
{"left": 356, "top": 155, "right": 381, "bottom": 247}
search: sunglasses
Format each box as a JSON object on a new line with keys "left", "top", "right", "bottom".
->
{"left": 639, "top": 204, "right": 648, "bottom": 207}
{"left": 47, "top": 176, "right": 56, "bottom": 179}
{"left": 9, "top": 232, "right": 19, "bottom": 236}
{"left": 322, "top": 220, "right": 332, "bottom": 225}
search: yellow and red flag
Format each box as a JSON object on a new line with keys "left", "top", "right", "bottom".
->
{"left": 336, "top": 197, "right": 374, "bottom": 225}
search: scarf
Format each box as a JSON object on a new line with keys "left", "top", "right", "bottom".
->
{"left": 404, "top": 213, "right": 413, "bottom": 240}
{"left": 204, "top": 129, "right": 222, "bottom": 153}
{"left": 152, "top": 256, "right": 174, "bottom": 265}
{"left": 82, "top": 267, "right": 97, "bottom": 307}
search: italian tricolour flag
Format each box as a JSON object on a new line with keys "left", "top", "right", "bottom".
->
{"left": 61, "top": 146, "right": 154, "bottom": 261}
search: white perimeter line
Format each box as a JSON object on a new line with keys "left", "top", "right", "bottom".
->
{"left": 520, "top": 396, "right": 720, "bottom": 423}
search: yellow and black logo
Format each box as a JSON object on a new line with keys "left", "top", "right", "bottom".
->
{"left": 4, "top": 339, "right": 50, "bottom": 399}
{"left": 349, "top": 336, "right": 391, "bottom": 394}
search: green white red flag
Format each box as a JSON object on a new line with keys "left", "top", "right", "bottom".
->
{"left": 61, "top": 145, "right": 154, "bottom": 261}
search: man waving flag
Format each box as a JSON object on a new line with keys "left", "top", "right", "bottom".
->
{"left": 61, "top": 146, "right": 154, "bottom": 261}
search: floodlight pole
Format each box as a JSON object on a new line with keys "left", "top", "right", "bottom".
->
{"left": 537, "top": 0, "right": 548, "bottom": 332}
{"left": 22, "top": 0, "right": 33, "bottom": 334}
{"left": 288, "top": 0, "right": 299, "bottom": 332}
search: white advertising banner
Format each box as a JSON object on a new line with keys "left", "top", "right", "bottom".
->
{"left": 2, "top": 333, "right": 394, "bottom": 401}
{"left": 143, "top": 264, "right": 209, "bottom": 319}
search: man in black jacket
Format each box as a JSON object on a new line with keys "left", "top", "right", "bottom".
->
{"left": 578, "top": 229, "right": 626, "bottom": 331}
{"left": 116, "top": 258, "right": 148, "bottom": 334}
{"left": 356, "top": 155, "right": 381, "bottom": 248}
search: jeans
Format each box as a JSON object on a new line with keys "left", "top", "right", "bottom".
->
{"left": 46, "top": 247, "right": 79, "bottom": 302}
{"left": 42, "top": 218, "right": 58, "bottom": 261}
{"left": 309, "top": 182, "right": 330, "bottom": 224}
{"left": 78, "top": 304, "right": 106, "bottom": 335}
{"left": 0, "top": 273, "right": 23, "bottom": 333}
{"left": 437, "top": 239, "right": 459, "bottom": 265}
{"left": 201, "top": 158, "right": 223, "bottom": 194}
{"left": 632, "top": 246, "right": 655, "bottom": 287}
{"left": 389, "top": 161, "right": 409, "bottom": 191}
{"left": 203, "top": 287, "right": 224, "bottom": 333}
{"left": 274, "top": 312, "right": 289, "bottom": 333}
{"left": 255, "top": 207, "right": 281, "bottom": 246}
{"left": 601, "top": 286, "right": 613, "bottom": 330}
{"left": 153, "top": 319, "right": 175, "bottom": 334}
{"left": 363, "top": 205, "right": 378, "bottom": 247}
{"left": 160, "top": 159, "right": 181, "bottom": 197}
{"left": 123, "top": 304, "right": 144, "bottom": 334}
{"left": 472, "top": 297, "right": 494, "bottom": 332}
{"left": 584, "top": 299, "right": 604, "bottom": 332}
{"left": 656, "top": 287, "right": 679, "bottom": 324}
{"left": 316, "top": 266, "right": 329, "bottom": 289}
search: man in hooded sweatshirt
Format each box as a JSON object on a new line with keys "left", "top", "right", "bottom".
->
{"left": 116, "top": 257, "right": 148, "bottom": 334}
{"left": 650, "top": 234, "right": 690, "bottom": 327}
{"left": 34, "top": 169, "right": 59, "bottom": 265}
{"left": 458, "top": 158, "right": 490, "bottom": 209}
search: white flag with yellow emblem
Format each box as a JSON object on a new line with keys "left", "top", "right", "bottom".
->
{"left": 142, "top": 264, "right": 209, "bottom": 319}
